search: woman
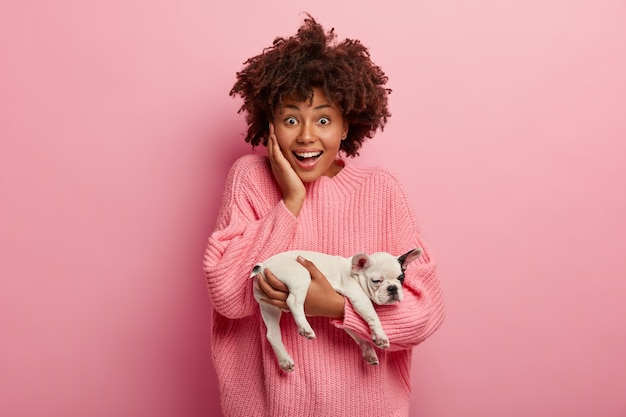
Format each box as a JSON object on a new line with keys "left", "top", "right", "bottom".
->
{"left": 203, "top": 14, "right": 445, "bottom": 417}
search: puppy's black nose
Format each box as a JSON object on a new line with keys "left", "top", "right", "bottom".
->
{"left": 387, "top": 285, "right": 398, "bottom": 295}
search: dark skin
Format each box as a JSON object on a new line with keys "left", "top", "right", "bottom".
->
{"left": 255, "top": 256, "right": 345, "bottom": 319}
{"left": 255, "top": 118, "right": 346, "bottom": 320}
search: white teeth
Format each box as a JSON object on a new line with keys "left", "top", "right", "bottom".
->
{"left": 295, "top": 151, "right": 322, "bottom": 158}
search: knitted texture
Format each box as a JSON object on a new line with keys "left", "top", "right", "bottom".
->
{"left": 203, "top": 154, "right": 445, "bottom": 417}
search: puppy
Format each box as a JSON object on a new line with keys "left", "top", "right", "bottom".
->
{"left": 251, "top": 248, "right": 422, "bottom": 372}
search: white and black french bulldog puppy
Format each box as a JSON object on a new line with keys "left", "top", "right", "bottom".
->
{"left": 251, "top": 248, "right": 423, "bottom": 372}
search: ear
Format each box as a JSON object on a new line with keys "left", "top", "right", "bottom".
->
{"left": 351, "top": 253, "right": 371, "bottom": 273}
{"left": 398, "top": 248, "right": 423, "bottom": 271}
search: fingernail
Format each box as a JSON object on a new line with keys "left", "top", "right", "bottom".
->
{"left": 297, "top": 256, "right": 306, "bottom": 262}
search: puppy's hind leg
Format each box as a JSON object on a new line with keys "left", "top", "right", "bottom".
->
{"left": 259, "top": 304, "right": 294, "bottom": 372}
{"left": 285, "top": 287, "right": 315, "bottom": 339}
{"left": 344, "top": 328, "right": 379, "bottom": 365}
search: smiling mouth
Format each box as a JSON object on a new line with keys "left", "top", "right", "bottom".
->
{"left": 294, "top": 151, "right": 323, "bottom": 162}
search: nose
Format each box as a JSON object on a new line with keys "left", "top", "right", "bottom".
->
{"left": 297, "top": 121, "right": 316, "bottom": 144}
{"left": 387, "top": 285, "right": 398, "bottom": 295}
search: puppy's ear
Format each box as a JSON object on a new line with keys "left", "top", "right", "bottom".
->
{"left": 398, "top": 248, "right": 423, "bottom": 271}
{"left": 351, "top": 253, "right": 371, "bottom": 273}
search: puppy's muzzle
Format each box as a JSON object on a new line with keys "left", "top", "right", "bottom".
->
{"left": 386, "top": 285, "right": 402, "bottom": 302}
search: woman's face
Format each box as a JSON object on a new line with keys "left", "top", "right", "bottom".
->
{"left": 272, "top": 87, "right": 348, "bottom": 182}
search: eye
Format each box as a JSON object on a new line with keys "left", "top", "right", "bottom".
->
{"left": 371, "top": 279, "right": 382, "bottom": 284}
{"left": 318, "top": 117, "right": 330, "bottom": 126}
{"left": 285, "top": 117, "right": 298, "bottom": 126}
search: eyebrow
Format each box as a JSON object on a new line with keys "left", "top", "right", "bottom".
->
{"left": 281, "top": 103, "right": 334, "bottom": 111}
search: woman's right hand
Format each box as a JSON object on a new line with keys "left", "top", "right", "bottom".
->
{"left": 268, "top": 122, "right": 305, "bottom": 216}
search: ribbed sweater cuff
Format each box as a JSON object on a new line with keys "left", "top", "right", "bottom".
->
{"left": 330, "top": 298, "right": 369, "bottom": 335}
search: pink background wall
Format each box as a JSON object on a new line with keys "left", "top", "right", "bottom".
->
{"left": 2, "top": 1, "right": 625, "bottom": 416}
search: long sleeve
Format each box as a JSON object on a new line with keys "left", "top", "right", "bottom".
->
{"left": 333, "top": 170, "right": 445, "bottom": 350}
{"left": 207, "top": 158, "right": 445, "bottom": 417}
{"left": 203, "top": 155, "right": 299, "bottom": 319}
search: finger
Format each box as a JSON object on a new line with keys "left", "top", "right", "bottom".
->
{"left": 296, "top": 255, "right": 310, "bottom": 267}
{"left": 269, "top": 123, "right": 280, "bottom": 152}
{"left": 267, "top": 126, "right": 274, "bottom": 156}
{"left": 267, "top": 122, "right": 278, "bottom": 159}
{"left": 267, "top": 132, "right": 283, "bottom": 169}
{"left": 257, "top": 272, "right": 288, "bottom": 300}
{"left": 260, "top": 297, "right": 289, "bottom": 311}
{"left": 296, "top": 256, "right": 322, "bottom": 278}
{"left": 271, "top": 135, "right": 285, "bottom": 165}
{"left": 270, "top": 134, "right": 279, "bottom": 160}
{"left": 257, "top": 277, "right": 287, "bottom": 301}
{"left": 264, "top": 268, "right": 289, "bottom": 292}
{"left": 267, "top": 131, "right": 287, "bottom": 163}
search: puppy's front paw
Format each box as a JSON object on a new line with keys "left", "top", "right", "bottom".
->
{"left": 298, "top": 327, "right": 316, "bottom": 340}
{"left": 372, "top": 332, "right": 390, "bottom": 349}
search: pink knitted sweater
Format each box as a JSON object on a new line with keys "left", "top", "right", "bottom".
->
{"left": 203, "top": 154, "right": 444, "bottom": 417}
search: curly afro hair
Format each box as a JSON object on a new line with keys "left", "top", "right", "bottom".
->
{"left": 229, "top": 14, "right": 391, "bottom": 157}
